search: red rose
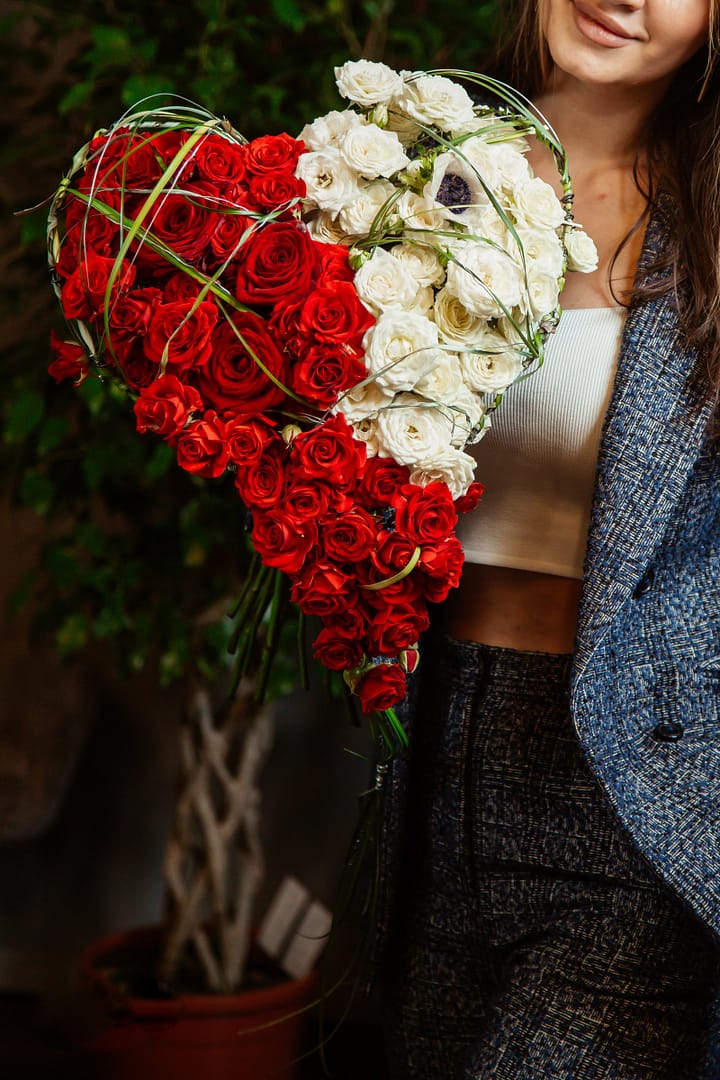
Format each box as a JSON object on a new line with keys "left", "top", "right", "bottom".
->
{"left": 234, "top": 442, "right": 287, "bottom": 507}
{"left": 394, "top": 481, "right": 458, "bottom": 545}
{"left": 112, "top": 342, "right": 158, "bottom": 389}
{"left": 315, "top": 242, "right": 355, "bottom": 286}
{"left": 454, "top": 481, "right": 484, "bottom": 515}
{"left": 224, "top": 417, "right": 278, "bottom": 465}
{"left": 194, "top": 137, "right": 247, "bottom": 185}
{"left": 370, "top": 531, "right": 419, "bottom": 579}
{"left": 358, "top": 456, "right": 411, "bottom": 509}
{"left": 247, "top": 173, "right": 306, "bottom": 214}
{"left": 320, "top": 605, "right": 370, "bottom": 640}
{"left": 298, "top": 282, "right": 374, "bottom": 348}
{"left": 250, "top": 508, "right": 317, "bottom": 574}
{"left": 60, "top": 252, "right": 136, "bottom": 321}
{"left": 289, "top": 562, "right": 356, "bottom": 617}
{"left": 282, "top": 480, "right": 334, "bottom": 522}
{"left": 311, "top": 626, "right": 364, "bottom": 672}
{"left": 108, "top": 286, "right": 163, "bottom": 342}
{"left": 119, "top": 132, "right": 165, "bottom": 187}
{"left": 153, "top": 130, "right": 194, "bottom": 173}
{"left": 48, "top": 332, "right": 89, "bottom": 384}
{"left": 63, "top": 203, "right": 119, "bottom": 259}
{"left": 356, "top": 663, "right": 407, "bottom": 714}
{"left": 290, "top": 414, "right": 366, "bottom": 488}
{"left": 175, "top": 411, "right": 229, "bottom": 478}
{"left": 196, "top": 311, "right": 288, "bottom": 414}
{"left": 133, "top": 375, "right": 203, "bottom": 438}
{"left": 235, "top": 221, "right": 318, "bottom": 307}
{"left": 419, "top": 537, "right": 465, "bottom": 603}
{"left": 289, "top": 343, "right": 367, "bottom": 410}
{"left": 209, "top": 211, "right": 254, "bottom": 264}
{"left": 367, "top": 599, "right": 429, "bottom": 656}
{"left": 244, "top": 133, "right": 306, "bottom": 175}
{"left": 320, "top": 508, "right": 377, "bottom": 563}
{"left": 143, "top": 299, "right": 218, "bottom": 371}
{"left": 138, "top": 181, "right": 220, "bottom": 266}
{"left": 163, "top": 274, "right": 205, "bottom": 302}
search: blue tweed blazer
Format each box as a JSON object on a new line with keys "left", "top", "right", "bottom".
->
{"left": 570, "top": 200, "right": 720, "bottom": 941}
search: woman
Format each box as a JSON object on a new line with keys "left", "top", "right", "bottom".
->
{"left": 377, "top": 1, "right": 720, "bottom": 1076}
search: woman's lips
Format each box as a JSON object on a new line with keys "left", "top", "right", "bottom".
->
{"left": 572, "top": 2, "right": 636, "bottom": 48}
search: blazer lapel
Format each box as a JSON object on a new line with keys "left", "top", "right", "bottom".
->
{"left": 573, "top": 205, "right": 714, "bottom": 683}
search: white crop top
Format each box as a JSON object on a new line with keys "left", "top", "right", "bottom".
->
{"left": 457, "top": 306, "right": 626, "bottom": 580}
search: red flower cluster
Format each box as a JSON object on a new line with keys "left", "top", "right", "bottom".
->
{"left": 49, "top": 121, "right": 481, "bottom": 714}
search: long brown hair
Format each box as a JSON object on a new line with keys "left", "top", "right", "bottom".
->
{"left": 491, "top": 0, "right": 720, "bottom": 414}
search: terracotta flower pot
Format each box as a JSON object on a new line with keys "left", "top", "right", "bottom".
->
{"left": 80, "top": 925, "right": 320, "bottom": 1079}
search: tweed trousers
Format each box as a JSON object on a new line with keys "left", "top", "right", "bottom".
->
{"left": 380, "top": 632, "right": 720, "bottom": 1079}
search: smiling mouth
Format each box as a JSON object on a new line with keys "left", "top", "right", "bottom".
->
{"left": 572, "top": 2, "right": 636, "bottom": 47}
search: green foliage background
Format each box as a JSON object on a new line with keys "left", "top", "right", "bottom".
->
{"left": 1, "top": 0, "right": 499, "bottom": 688}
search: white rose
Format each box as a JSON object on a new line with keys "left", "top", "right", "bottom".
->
{"left": 394, "top": 73, "right": 476, "bottom": 132}
{"left": 415, "top": 364, "right": 485, "bottom": 447}
{"left": 409, "top": 446, "right": 478, "bottom": 499}
{"left": 298, "top": 110, "right": 364, "bottom": 151}
{"left": 460, "top": 335, "right": 524, "bottom": 393}
{"left": 522, "top": 269, "right": 561, "bottom": 319}
{"left": 492, "top": 142, "right": 533, "bottom": 191}
{"left": 339, "top": 124, "right": 410, "bottom": 179}
{"left": 334, "top": 59, "right": 405, "bottom": 107}
{"left": 385, "top": 105, "right": 422, "bottom": 144}
{"left": 445, "top": 240, "right": 524, "bottom": 318}
{"left": 515, "top": 224, "right": 565, "bottom": 279}
{"left": 433, "top": 287, "right": 489, "bottom": 349}
{"left": 396, "top": 189, "right": 450, "bottom": 232}
{"left": 363, "top": 310, "right": 442, "bottom": 391}
{"left": 390, "top": 241, "right": 446, "bottom": 287}
{"left": 337, "top": 180, "right": 397, "bottom": 237}
{"left": 511, "top": 175, "right": 566, "bottom": 230}
{"left": 295, "top": 148, "right": 361, "bottom": 215}
{"left": 305, "top": 209, "right": 354, "bottom": 245}
{"left": 375, "top": 392, "right": 455, "bottom": 466}
{"left": 414, "top": 351, "right": 463, "bottom": 394}
{"left": 451, "top": 115, "right": 529, "bottom": 154}
{"left": 333, "top": 378, "right": 394, "bottom": 424}
{"left": 353, "top": 247, "right": 424, "bottom": 314}
{"left": 565, "top": 225, "right": 599, "bottom": 273}
{"left": 349, "top": 416, "right": 381, "bottom": 456}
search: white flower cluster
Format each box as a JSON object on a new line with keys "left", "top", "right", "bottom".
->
{"left": 295, "top": 60, "right": 598, "bottom": 499}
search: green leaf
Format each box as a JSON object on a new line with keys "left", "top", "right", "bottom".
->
{"left": 56, "top": 611, "right": 88, "bottom": 657}
{"left": 121, "top": 74, "right": 176, "bottom": 108}
{"left": 37, "top": 416, "right": 71, "bottom": 455}
{"left": 58, "top": 81, "right": 94, "bottom": 115}
{"left": 270, "top": 0, "right": 306, "bottom": 30}
{"left": 45, "top": 547, "right": 79, "bottom": 589}
{"left": 4, "top": 391, "right": 44, "bottom": 443}
{"left": 19, "top": 470, "right": 54, "bottom": 515}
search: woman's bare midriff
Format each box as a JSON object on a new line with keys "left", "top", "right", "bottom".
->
{"left": 440, "top": 563, "right": 582, "bottom": 655}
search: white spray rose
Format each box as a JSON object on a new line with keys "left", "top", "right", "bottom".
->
{"left": 335, "top": 59, "right": 405, "bottom": 107}
{"left": 522, "top": 269, "right": 561, "bottom": 319}
{"left": 492, "top": 142, "right": 533, "bottom": 191}
{"left": 295, "top": 148, "right": 362, "bottom": 215}
{"left": 353, "top": 247, "right": 425, "bottom": 314}
{"left": 375, "top": 393, "right": 455, "bottom": 466}
{"left": 445, "top": 240, "right": 524, "bottom": 318}
{"left": 460, "top": 335, "right": 524, "bottom": 394}
{"left": 433, "top": 287, "right": 490, "bottom": 349}
{"left": 515, "top": 224, "right": 565, "bottom": 279}
{"left": 409, "top": 446, "right": 478, "bottom": 499}
{"left": 298, "top": 110, "right": 364, "bottom": 151}
{"left": 394, "top": 73, "right": 476, "bottom": 131}
{"left": 390, "top": 242, "right": 446, "bottom": 288}
{"left": 340, "top": 125, "right": 410, "bottom": 179}
{"left": 333, "top": 379, "right": 394, "bottom": 424}
{"left": 511, "top": 176, "right": 566, "bottom": 230}
{"left": 337, "top": 180, "right": 397, "bottom": 237}
{"left": 305, "top": 210, "right": 354, "bottom": 245}
{"left": 363, "top": 310, "right": 442, "bottom": 391}
{"left": 396, "top": 189, "right": 450, "bottom": 232}
{"left": 565, "top": 226, "right": 599, "bottom": 273}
